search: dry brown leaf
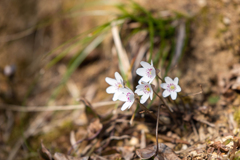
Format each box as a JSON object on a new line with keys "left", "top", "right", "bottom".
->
{"left": 232, "top": 76, "right": 240, "bottom": 90}
{"left": 79, "top": 97, "right": 100, "bottom": 122}
{"left": 87, "top": 118, "right": 103, "bottom": 140}
{"left": 39, "top": 141, "right": 52, "bottom": 160}
{"left": 136, "top": 143, "right": 181, "bottom": 160}
{"left": 53, "top": 153, "right": 88, "bottom": 160}
{"left": 136, "top": 144, "right": 155, "bottom": 159}
{"left": 117, "top": 146, "right": 135, "bottom": 160}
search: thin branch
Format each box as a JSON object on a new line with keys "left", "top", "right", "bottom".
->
{"left": 0, "top": 101, "right": 117, "bottom": 112}
{"left": 111, "top": 22, "right": 130, "bottom": 76}
{"left": 179, "top": 95, "right": 188, "bottom": 111}
{"left": 0, "top": 28, "right": 34, "bottom": 43}
{"left": 168, "top": 97, "right": 181, "bottom": 112}
{"left": 135, "top": 98, "right": 164, "bottom": 125}
{"left": 156, "top": 74, "right": 163, "bottom": 82}
{"left": 151, "top": 85, "right": 173, "bottom": 112}
{"left": 190, "top": 120, "right": 199, "bottom": 140}
{"left": 181, "top": 84, "right": 203, "bottom": 97}
{"left": 155, "top": 105, "right": 160, "bottom": 156}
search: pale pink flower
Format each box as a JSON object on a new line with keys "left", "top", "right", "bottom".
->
{"left": 135, "top": 82, "right": 153, "bottom": 104}
{"left": 136, "top": 60, "right": 156, "bottom": 84}
{"left": 160, "top": 77, "right": 181, "bottom": 100}
{"left": 105, "top": 72, "right": 124, "bottom": 101}
{"left": 118, "top": 88, "right": 135, "bottom": 111}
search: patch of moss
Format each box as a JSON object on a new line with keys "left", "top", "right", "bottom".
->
{"left": 207, "top": 95, "right": 219, "bottom": 105}
{"left": 29, "top": 120, "right": 76, "bottom": 152}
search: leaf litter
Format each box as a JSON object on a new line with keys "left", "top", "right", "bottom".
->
{"left": 1, "top": 0, "right": 240, "bottom": 160}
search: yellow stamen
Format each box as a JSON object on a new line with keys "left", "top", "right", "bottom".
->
{"left": 118, "top": 84, "right": 123, "bottom": 88}
{"left": 170, "top": 85, "right": 175, "bottom": 90}
{"left": 146, "top": 87, "right": 150, "bottom": 92}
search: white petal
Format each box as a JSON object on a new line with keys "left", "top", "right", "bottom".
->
{"left": 140, "top": 61, "right": 152, "bottom": 68}
{"left": 105, "top": 77, "right": 117, "bottom": 86}
{"left": 149, "top": 75, "right": 155, "bottom": 83}
{"left": 112, "top": 92, "right": 120, "bottom": 101}
{"left": 135, "top": 89, "right": 144, "bottom": 95}
{"left": 175, "top": 85, "right": 181, "bottom": 92}
{"left": 171, "top": 92, "right": 177, "bottom": 100}
{"left": 136, "top": 84, "right": 145, "bottom": 89}
{"left": 120, "top": 88, "right": 130, "bottom": 93}
{"left": 138, "top": 76, "right": 150, "bottom": 84}
{"left": 118, "top": 94, "right": 127, "bottom": 102}
{"left": 106, "top": 86, "right": 116, "bottom": 94}
{"left": 162, "top": 90, "right": 170, "bottom": 98}
{"left": 141, "top": 81, "right": 149, "bottom": 85}
{"left": 140, "top": 94, "right": 149, "bottom": 104}
{"left": 173, "top": 77, "right": 179, "bottom": 84}
{"left": 129, "top": 93, "right": 135, "bottom": 102}
{"left": 125, "top": 87, "right": 134, "bottom": 94}
{"left": 164, "top": 77, "right": 173, "bottom": 84}
{"left": 128, "top": 101, "right": 134, "bottom": 109}
{"left": 121, "top": 102, "right": 130, "bottom": 111}
{"left": 115, "top": 72, "right": 123, "bottom": 83}
{"left": 160, "top": 83, "right": 168, "bottom": 89}
{"left": 151, "top": 68, "right": 156, "bottom": 76}
{"left": 151, "top": 60, "right": 153, "bottom": 66}
{"left": 150, "top": 90, "right": 153, "bottom": 100}
{"left": 136, "top": 68, "right": 146, "bottom": 76}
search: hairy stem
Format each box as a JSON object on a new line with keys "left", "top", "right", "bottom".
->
{"left": 151, "top": 85, "right": 173, "bottom": 112}
{"left": 156, "top": 74, "right": 163, "bottom": 82}
{"left": 135, "top": 98, "right": 164, "bottom": 125}
{"left": 155, "top": 105, "right": 160, "bottom": 156}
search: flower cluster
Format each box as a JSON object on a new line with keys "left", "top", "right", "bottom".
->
{"left": 105, "top": 60, "right": 181, "bottom": 111}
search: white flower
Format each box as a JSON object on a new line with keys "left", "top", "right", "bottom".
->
{"left": 136, "top": 60, "right": 156, "bottom": 84}
{"left": 118, "top": 88, "right": 135, "bottom": 111}
{"left": 160, "top": 77, "right": 181, "bottom": 100}
{"left": 105, "top": 72, "right": 124, "bottom": 101}
{"left": 135, "top": 82, "right": 153, "bottom": 104}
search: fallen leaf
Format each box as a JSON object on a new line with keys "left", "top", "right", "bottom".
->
{"left": 53, "top": 153, "right": 88, "bottom": 160}
{"left": 136, "top": 143, "right": 181, "bottom": 160}
{"left": 79, "top": 97, "right": 99, "bottom": 121}
{"left": 136, "top": 144, "right": 155, "bottom": 159}
{"left": 87, "top": 118, "right": 103, "bottom": 140}
{"left": 39, "top": 141, "right": 52, "bottom": 160}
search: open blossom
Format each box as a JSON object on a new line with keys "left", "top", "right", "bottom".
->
{"left": 136, "top": 60, "right": 156, "bottom": 84}
{"left": 135, "top": 82, "right": 153, "bottom": 104}
{"left": 160, "top": 77, "right": 181, "bottom": 100}
{"left": 105, "top": 72, "right": 124, "bottom": 101}
{"left": 118, "top": 88, "right": 135, "bottom": 111}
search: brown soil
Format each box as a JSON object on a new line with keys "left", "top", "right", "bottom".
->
{"left": 0, "top": 0, "right": 240, "bottom": 160}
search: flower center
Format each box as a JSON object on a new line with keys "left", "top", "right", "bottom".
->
{"left": 146, "top": 68, "right": 153, "bottom": 78}
{"left": 167, "top": 83, "right": 176, "bottom": 92}
{"left": 115, "top": 82, "right": 123, "bottom": 90}
{"left": 126, "top": 92, "right": 134, "bottom": 102}
{"left": 143, "top": 85, "right": 151, "bottom": 94}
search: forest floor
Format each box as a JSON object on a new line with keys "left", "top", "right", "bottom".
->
{"left": 0, "top": 0, "right": 240, "bottom": 160}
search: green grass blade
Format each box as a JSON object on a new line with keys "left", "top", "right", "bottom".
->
{"left": 49, "top": 33, "right": 107, "bottom": 101}
{"left": 148, "top": 19, "right": 154, "bottom": 62}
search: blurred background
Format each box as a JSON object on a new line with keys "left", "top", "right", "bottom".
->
{"left": 0, "top": 0, "right": 240, "bottom": 159}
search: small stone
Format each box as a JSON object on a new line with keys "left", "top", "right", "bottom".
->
{"left": 190, "top": 151, "right": 198, "bottom": 157}
{"left": 181, "top": 144, "right": 188, "bottom": 150}
{"left": 198, "top": 0, "right": 207, "bottom": 7}
{"left": 129, "top": 137, "right": 139, "bottom": 146}
{"left": 223, "top": 17, "right": 231, "bottom": 25}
